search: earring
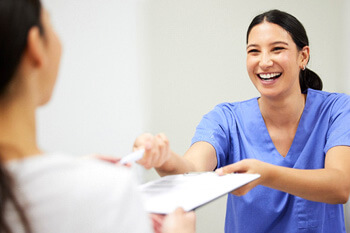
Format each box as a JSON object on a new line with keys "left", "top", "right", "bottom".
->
{"left": 302, "top": 65, "right": 306, "bottom": 71}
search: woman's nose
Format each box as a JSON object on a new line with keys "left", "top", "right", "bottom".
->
{"left": 259, "top": 52, "right": 273, "bottom": 69}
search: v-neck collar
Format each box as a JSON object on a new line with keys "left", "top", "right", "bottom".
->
{"left": 253, "top": 91, "right": 311, "bottom": 166}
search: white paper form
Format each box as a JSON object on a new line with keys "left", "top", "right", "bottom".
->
{"left": 139, "top": 172, "right": 260, "bottom": 214}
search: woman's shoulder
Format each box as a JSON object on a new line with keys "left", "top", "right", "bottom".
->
{"left": 308, "top": 88, "right": 350, "bottom": 101}
{"left": 214, "top": 97, "right": 258, "bottom": 112}
{"left": 9, "top": 153, "right": 133, "bottom": 181}
{"left": 8, "top": 153, "right": 137, "bottom": 201}
{"left": 307, "top": 88, "right": 350, "bottom": 109}
{"left": 7, "top": 153, "right": 148, "bottom": 233}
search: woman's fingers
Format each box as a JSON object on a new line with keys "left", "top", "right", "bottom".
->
{"left": 133, "top": 133, "right": 153, "bottom": 151}
{"left": 150, "top": 213, "right": 166, "bottom": 233}
{"left": 216, "top": 159, "right": 264, "bottom": 196}
{"left": 162, "top": 208, "right": 196, "bottom": 233}
{"left": 155, "top": 133, "right": 170, "bottom": 167}
{"left": 134, "top": 133, "right": 171, "bottom": 169}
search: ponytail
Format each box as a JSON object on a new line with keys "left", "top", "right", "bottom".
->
{"left": 299, "top": 68, "right": 323, "bottom": 93}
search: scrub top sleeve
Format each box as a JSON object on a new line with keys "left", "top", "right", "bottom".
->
{"left": 191, "top": 104, "right": 231, "bottom": 168}
{"left": 324, "top": 94, "right": 350, "bottom": 153}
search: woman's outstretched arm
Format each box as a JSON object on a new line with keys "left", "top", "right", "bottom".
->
{"left": 134, "top": 133, "right": 217, "bottom": 176}
{"left": 216, "top": 146, "right": 350, "bottom": 204}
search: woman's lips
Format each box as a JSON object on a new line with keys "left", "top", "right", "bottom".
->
{"left": 257, "top": 72, "right": 282, "bottom": 81}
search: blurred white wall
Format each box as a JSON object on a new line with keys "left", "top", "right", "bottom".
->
{"left": 38, "top": 0, "right": 144, "bottom": 157}
{"left": 37, "top": 0, "right": 349, "bottom": 232}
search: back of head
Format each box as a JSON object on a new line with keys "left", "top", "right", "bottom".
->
{"left": 0, "top": 1, "right": 42, "bottom": 232}
{"left": 0, "top": 0, "right": 43, "bottom": 96}
{"left": 246, "top": 9, "right": 323, "bottom": 93}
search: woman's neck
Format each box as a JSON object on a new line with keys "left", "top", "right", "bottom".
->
{"left": 0, "top": 99, "right": 41, "bottom": 161}
{"left": 258, "top": 91, "right": 306, "bottom": 128}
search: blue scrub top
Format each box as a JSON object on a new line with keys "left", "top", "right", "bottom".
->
{"left": 192, "top": 89, "right": 350, "bottom": 233}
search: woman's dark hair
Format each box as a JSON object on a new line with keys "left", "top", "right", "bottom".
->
{"left": 0, "top": 0, "right": 43, "bottom": 232}
{"left": 246, "top": 9, "right": 323, "bottom": 93}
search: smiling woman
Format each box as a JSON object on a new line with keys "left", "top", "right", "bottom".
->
{"left": 246, "top": 9, "right": 322, "bottom": 96}
{"left": 133, "top": 9, "right": 350, "bottom": 233}
{"left": 246, "top": 22, "right": 307, "bottom": 99}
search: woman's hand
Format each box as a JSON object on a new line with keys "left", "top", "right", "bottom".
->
{"left": 161, "top": 208, "right": 196, "bottom": 233}
{"left": 215, "top": 159, "right": 270, "bottom": 196}
{"left": 150, "top": 213, "right": 166, "bottom": 233}
{"left": 133, "top": 133, "right": 172, "bottom": 169}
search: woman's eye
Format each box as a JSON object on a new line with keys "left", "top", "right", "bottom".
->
{"left": 247, "top": 49, "right": 259, "bottom": 54}
{"left": 272, "top": 47, "right": 285, "bottom": 52}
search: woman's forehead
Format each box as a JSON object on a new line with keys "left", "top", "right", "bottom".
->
{"left": 247, "top": 22, "right": 292, "bottom": 45}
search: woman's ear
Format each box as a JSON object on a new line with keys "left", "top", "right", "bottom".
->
{"left": 299, "top": 45, "right": 310, "bottom": 68}
{"left": 25, "top": 26, "right": 46, "bottom": 69}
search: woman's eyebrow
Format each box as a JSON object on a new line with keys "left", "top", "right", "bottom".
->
{"left": 247, "top": 41, "right": 289, "bottom": 50}
{"left": 246, "top": 44, "right": 258, "bottom": 49}
{"left": 271, "top": 41, "right": 289, "bottom": 46}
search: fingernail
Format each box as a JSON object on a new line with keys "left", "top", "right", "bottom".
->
{"left": 215, "top": 168, "right": 222, "bottom": 174}
{"left": 145, "top": 143, "right": 151, "bottom": 150}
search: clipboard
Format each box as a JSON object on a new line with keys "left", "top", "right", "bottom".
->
{"left": 138, "top": 172, "right": 260, "bottom": 214}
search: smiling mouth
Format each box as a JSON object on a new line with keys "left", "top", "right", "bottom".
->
{"left": 257, "top": 73, "right": 282, "bottom": 81}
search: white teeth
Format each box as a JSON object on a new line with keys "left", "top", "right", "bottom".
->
{"left": 259, "top": 73, "right": 281, "bottom": 80}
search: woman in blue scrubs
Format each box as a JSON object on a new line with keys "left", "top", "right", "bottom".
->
{"left": 134, "top": 9, "right": 350, "bottom": 232}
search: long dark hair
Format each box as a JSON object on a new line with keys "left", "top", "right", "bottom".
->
{"left": 0, "top": 0, "right": 43, "bottom": 232}
{"left": 246, "top": 9, "right": 323, "bottom": 93}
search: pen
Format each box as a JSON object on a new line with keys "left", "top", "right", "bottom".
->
{"left": 120, "top": 149, "right": 145, "bottom": 164}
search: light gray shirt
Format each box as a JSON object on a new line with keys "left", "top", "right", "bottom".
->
{"left": 6, "top": 153, "right": 152, "bottom": 233}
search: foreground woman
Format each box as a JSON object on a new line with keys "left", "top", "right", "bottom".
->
{"left": 0, "top": 0, "right": 195, "bottom": 232}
